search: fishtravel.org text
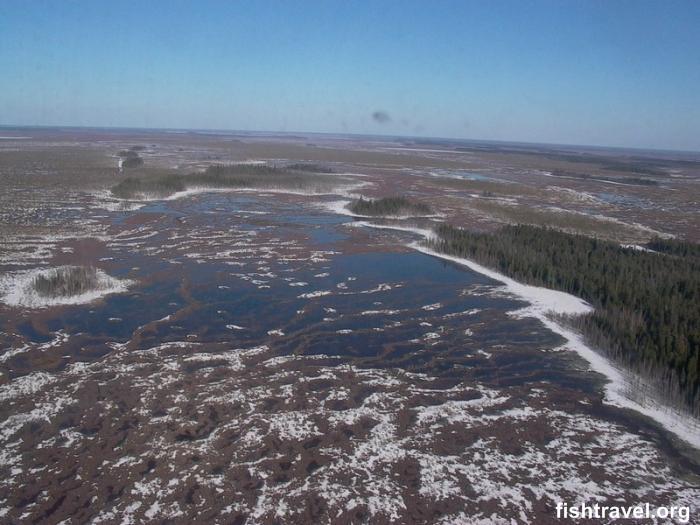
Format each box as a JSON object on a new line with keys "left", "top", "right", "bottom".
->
{"left": 556, "top": 501, "right": 690, "bottom": 523}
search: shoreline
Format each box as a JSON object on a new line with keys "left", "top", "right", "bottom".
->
{"left": 345, "top": 219, "right": 700, "bottom": 449}
{"left": 414, "top": 243, "right": 700, "bottom": 450}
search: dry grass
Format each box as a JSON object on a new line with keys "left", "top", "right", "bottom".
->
{"left": 468, "top": 199, "right": 652, "bottom": 242}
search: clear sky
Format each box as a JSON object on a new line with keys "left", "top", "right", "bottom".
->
{"left": 1, "top": 0, "right": 699, "bottom": 151}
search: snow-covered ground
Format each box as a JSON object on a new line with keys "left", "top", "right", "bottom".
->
{"left": 100, "top": 181, "right": 372, "bottom": 206}
{"left": 1, "top": 341, "right": 696, "bottom": 523}
{"left": 345, "top": 221, "right": 437, "bottom": 241}
{"left": 0, "top": 267, "right": 133, "bottom": 308}
{"left": 321, "top": 199, "right": 442, "bottom": 220}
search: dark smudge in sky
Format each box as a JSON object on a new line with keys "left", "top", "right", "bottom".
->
{"left": 372, "top": 111, "right": 391, "bottom": 124}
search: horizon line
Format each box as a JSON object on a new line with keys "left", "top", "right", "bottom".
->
{"left": 1, "top": 122, "right": 699, "bottom": 156}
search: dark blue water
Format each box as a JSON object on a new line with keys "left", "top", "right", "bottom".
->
{"left": 0, "top": 192, "right": 584, "bottom": 393}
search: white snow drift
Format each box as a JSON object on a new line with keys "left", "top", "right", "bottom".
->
{"left": 0, "top": 267, "right": 133, "bottom": 308}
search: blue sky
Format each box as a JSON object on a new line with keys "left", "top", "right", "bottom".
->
{"left": 1, "top": 0, "right": 699, "bottom": 150}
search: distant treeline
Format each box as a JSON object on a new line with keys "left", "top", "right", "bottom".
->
{"left": 286, "top": 163, "right": 333, "bottom": 173}
{"left": 428, "top": 224, "right": 700, "bottom": 415}
{"left": 118, "top": 147, "right": 144, "bottom": 168}
{"left": 349, "top": 196, "right": 432, "bottom": 217}
{"left": 111, "top": 163, "right": 340, "bottom": 199}
{"left": 648, "top": 237, "right": 700, "bottom": 259}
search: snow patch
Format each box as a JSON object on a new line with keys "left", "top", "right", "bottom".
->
{"left": 0, "top": 267, "right": 133, "bottom": 309}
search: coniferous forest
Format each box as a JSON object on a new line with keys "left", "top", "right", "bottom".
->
{"left": 348, "top": 196, "right": 433, "bottom": 217}
{"left": 428, "top": 224, "right": 700, "bottom": 415}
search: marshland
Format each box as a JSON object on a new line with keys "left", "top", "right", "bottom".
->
{"left": 0, "top": 129, "right": 699, "bottom": 523}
